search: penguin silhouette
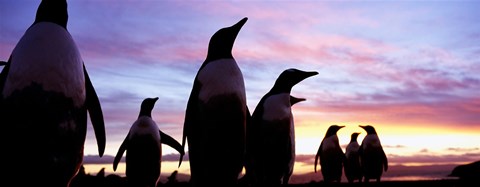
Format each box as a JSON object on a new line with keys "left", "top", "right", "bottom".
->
{"left": 344, "top": 132, "right": 362, "bottom": 183}
{"left": 113, "top": 97, "right": 184, "bottom": 187}
{"left": 285, "top": 95, "right": 306, "bottom": 185}
{"left": 247, "top": 68, "right": 318, "bottom": 186}
{"left": 315, "top": 125, "right": 345, "bottom": 183}
{"left": 180, "top": 17, "right": 249, "bottom": 187}
{"left": 241, "top": 95, "right": 305, "bottom": 186}
{"left": 0, "top": 1, "right": 105, "bottom": 186}
{"left": 359, "top": 125, "right": 388, "bottom": 183}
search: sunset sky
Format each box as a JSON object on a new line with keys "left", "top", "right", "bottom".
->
{"left": 1, "top": 0, "right": 479, "bottom": 180}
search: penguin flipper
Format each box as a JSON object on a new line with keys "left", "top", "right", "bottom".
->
{"left": 84, "top": 64, "right": 106, "bottom": 157}
{"left": 160, "top": 130, "right": 185, "bottom": 165}
{"left": 381, "top": 148, "right": 388, "bottom": 171}
{"left": 180, "top": 80, "right": 201, "bottom": 167}
{"left": 314, "top": 142, "right": 323, "bottom": 173}
{"left": 0, "top": 57, "right": 11, "bottom": 96}
{"left": 113, "top": 133, "right": 129, "bottom": 171}
{"left": 0, "top": 61, "right": 7, "bottom": 66}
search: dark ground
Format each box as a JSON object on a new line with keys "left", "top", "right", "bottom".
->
{"left": 70, "top": 174, "right": 477, "bottom": 187}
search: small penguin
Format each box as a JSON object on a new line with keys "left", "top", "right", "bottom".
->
{"left": 247, "top": 68, "right": 318, "bottom": 186}
{"left": 113, "top": 97, "right": 184, "bottom": 187}
{"left": 315, "top": 125, "right": 345, "bottom": 183}
{"left": 283, "top": 95, "right": 306, "bottom": 185}
{"left": 358, "top": 125, "right": 388, "bottom": 183}
{"left": 344, "top": 132, "right": 362, "bottom": 183}
{"left": 180, "top": 17, "right": 249, "bottom": 187}
{"left": 241, "top": 95, "right": 305, "bottom": 186}
{"left": 0, "top": 1, "right": 105, "bottom": 186}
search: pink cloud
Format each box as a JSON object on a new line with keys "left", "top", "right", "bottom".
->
{"left": 294, "top": 94, "right": 480, "bottom": 129}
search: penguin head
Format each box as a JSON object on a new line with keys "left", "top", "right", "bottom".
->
{"left": 139, "top": 97, "right": 159, "bottom": 118}
{"left": 205, "top": 17, "right": 248, "bottom": 62}
{"left": 271, "top": 68, "right": 318, "bottom": 93}
{"left": 325, "top": 125, "right": 345, "bottom": 137}
{"left": 290, "top": 96, "right": 306, "bottom": 106}
{"left": 350, "top": 132, "right": 361, "bottom": 142}
{"left": 34, "top": 0, "right": 68, "bottom": 29}
{"left": 359, "top": 125, "right": 377, "bottom": 135}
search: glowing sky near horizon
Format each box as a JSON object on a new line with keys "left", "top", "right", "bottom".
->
{"left": 1, "top": 0, "right": 479, "bottom": 178}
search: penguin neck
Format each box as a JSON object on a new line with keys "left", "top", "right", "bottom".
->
{"left": 204, "top": 54, "right": 233, "bottom": 65}
{"left": 325, "top": 133, "right": 337, "bottom": 139}
{"left": 269, "top": 84, "right": 292, "bottom": 95}
{"left": 350, "top": 138, "right": 358, "bottom": 143}
{"left": 201, "top": 56, "right": 234, "bottom": 70}
{"left": 138, "top": 110, "right": 152, "bottom": 118}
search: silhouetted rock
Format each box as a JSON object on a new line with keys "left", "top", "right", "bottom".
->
{"left": 449, "top": 161, "right": 480, "bottom": 181}
{"left": 105, "top": 174, "right": 127, "bottom": 187}
{"left": 96, "top": 167, "right": 105, "bottom": 178}
{"left": 166, "top": 170, "right": 179, "bottom": 184}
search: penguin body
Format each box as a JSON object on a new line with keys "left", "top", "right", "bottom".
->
{"left": 180, "top": 17, "right": 248, "bottom": 186}
{"left": 240, "top": 95, "right": 305, "bottom": 186}
{"left": 248, "top": 69, "right": 317, "bottom": 186}
{"left": 344, "top": 132, "right": 362, "bottom": 183}
{"left": 283, "top": 96, "right": 305, "bottom": 185}
{"left": 315, "top": 125, "right": 345, "bottom": 183}
{"left": 0, "top": 1, "right": 105, "bottom": 186}
{"left": 359, "top": 125, "right": 388, "bottom": 183}
{"left": 113, "top": 98, "right": 184, "bottom": 187}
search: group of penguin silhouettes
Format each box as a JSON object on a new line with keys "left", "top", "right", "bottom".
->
{"left": 315, "top": 125, "right": 388, "bottom": 184}
{"left": 0, "top": 1, "right": 389, "bottom": 187}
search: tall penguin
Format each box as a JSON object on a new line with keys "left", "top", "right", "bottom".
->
{"left": 248, "top": 68, "right": 318, "bottom": 186}
{"left": 180, "top": 17, "right": 249, "bottom": 187}
{"left": 344, "top": 132, "right": 362, "bottom": 183}
{"left": 113, "top": 97, "right": 184, "bottom": 187}
{"left": 0, "top": 1, "right": 105, "bottom": 186}
{"left": 315, "top": 125, "right": 345, "bottom": 183}
{"left": 359, "top": 125, "right": 388, "bottom": 183}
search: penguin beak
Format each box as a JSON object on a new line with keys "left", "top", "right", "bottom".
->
{"left": 339, "top": 125, "right": 345, "bottom": 129}
{"left": 228, "top": 17, "right": 248, "bottom": 42}
{"left": 231, "top": 17, "right": 248, "bottom": 32}
{"left": 153, "top": 97, "right": 159, "bottom": 103}
{"left": 290, "top": 70, "right": 319, "bottom": 87}
{"left": 301, "top": 71, "right": 319, "bottom": 80}
{"left": 296, "top": 97, "right": 306, "bottom": 103}
{"left": 359, "top": 125, "right": 366, "bottom": 129}
{"left": 290, "top": 96, "right": 306, "bottom": 105}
